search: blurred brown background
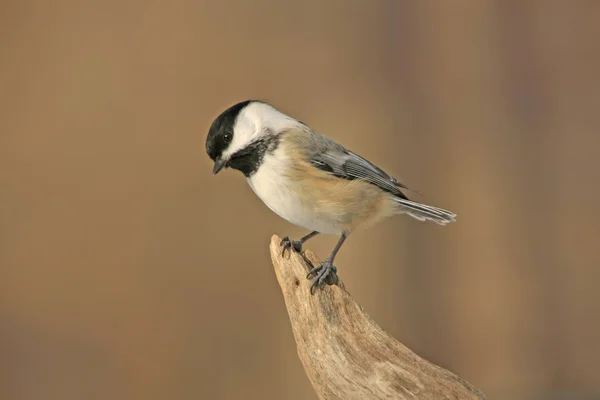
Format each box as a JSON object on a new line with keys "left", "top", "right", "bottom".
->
{"left": 1, "top": 1, "right": 599, "bottom": 399}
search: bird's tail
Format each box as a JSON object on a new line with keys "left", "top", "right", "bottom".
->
{"left": 392, "top": 197, "right": 456, "bottom": 226}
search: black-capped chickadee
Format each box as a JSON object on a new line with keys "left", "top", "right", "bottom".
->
{"left": 206, "top": 100, "right": 456, "bottom": 293}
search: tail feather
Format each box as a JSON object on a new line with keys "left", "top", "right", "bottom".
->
{"left": 393, "top": 198, "right": 456, "bottom": 226}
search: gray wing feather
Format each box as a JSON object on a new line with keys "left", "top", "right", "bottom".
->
{"left": 306, "top": 131, "right": 409, "bottom": 199}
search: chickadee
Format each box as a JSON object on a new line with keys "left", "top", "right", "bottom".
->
{"left": 206, "top": 100, "right": 456, "bottom": 293}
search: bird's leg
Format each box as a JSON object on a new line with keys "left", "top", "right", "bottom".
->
{"left": 280, "top": 231, "right": 319, "bottom": 257}
{"left": 307, "top": 233, "right": 348, "bottom": 294}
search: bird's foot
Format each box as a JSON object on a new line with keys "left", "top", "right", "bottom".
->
{"left": 280, "top": 236, "right": 303, "bottom": 258}
{"left": 307, "top": 259, "right": 339, "bottom": 294}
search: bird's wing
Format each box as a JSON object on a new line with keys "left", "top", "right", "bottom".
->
{"left": 307, "top": 132, "right": 410, "bottom": 199}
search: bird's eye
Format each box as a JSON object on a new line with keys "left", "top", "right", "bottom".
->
{"left": 223, "top": 133, "right": 232, "bottom": 144}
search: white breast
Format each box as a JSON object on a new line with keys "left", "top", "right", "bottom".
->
{"left": 246, "top": 151, "right": 341, "bottom": 235}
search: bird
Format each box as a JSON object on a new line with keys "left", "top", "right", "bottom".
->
{"left": 206, "top": 100, "right": 456, "bottom": 293}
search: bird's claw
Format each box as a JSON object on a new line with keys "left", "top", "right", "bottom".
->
{"left": 280, "top": 236, "right": 303, "bottom": 258}
{"left": 307, "top": 261, "right": 339, "bottom": 294}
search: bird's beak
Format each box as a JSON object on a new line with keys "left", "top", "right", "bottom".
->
{"left": 212, "top": 157, "right": 227, "bottom": 175}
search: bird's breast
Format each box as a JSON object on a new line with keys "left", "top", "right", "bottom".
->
{"left": 246, "top": 151, "right": 395, "bottom": 235}
{"left": 246, "top": 155, "right": 342, "bottom": 234}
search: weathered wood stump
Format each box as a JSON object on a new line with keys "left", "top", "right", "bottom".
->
{"left": 270, "top": 234, "right": 487, "bottom": 400}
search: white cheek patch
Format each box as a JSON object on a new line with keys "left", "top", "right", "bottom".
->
{"left": 222, "top": 116, "right": 258, "bottom": 159}
{"left": 221, "top": 101, "right": 300, "bottom": 160}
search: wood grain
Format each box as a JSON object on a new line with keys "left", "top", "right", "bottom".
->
{"left": 270, "top": 235, "right": 487, "bottom": 400}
